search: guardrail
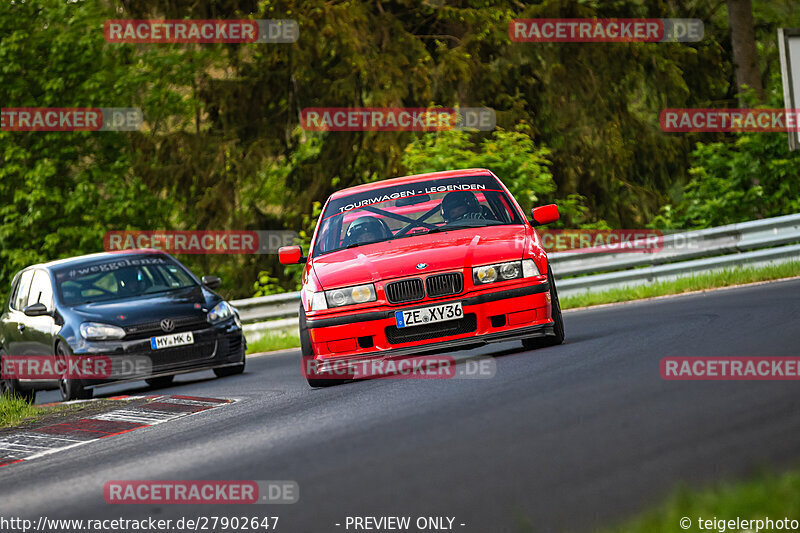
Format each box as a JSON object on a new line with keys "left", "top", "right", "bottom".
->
{"left": 233, "top": 213, "right": 800, "bottom": 337}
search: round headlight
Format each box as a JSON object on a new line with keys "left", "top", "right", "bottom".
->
{"left": 351, "top": 285, "right": 372, "bottom": 303}
{"left": 500, "top": 262, "right": 520, "bottom": 279}
{"left": 477, "top": 266, "right": 498, "bottom": 284}
{"left": 331, "top": 290, "right": 347, "bottom": 306}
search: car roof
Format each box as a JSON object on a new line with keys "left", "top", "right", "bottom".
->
{"left": 27, "top": 249, "right": 169, "bottom": 272}
{"left": 328, "top": 168, "right": 497, "bottom": 200}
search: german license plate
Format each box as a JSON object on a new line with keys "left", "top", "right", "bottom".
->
{"left": 395, "top": 302, "right": 463, "bottom": 328}
{"left": 150, "top": 332, "right": 194, "bottom": 350}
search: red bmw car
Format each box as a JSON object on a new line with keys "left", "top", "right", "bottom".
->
{"left": 279, "top": 169, "right": 564, "bottom": 387}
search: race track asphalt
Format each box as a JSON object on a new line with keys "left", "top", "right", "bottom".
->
{"left": 5, "top": 278, "right": 800, "bottom": 533}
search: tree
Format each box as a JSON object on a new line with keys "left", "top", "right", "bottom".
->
{"left": 727, "top": 0, "right": 765, "bottom": 103}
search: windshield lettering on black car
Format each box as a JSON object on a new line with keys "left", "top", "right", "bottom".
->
{"left": 61, "top": 256, "right": 169, "bottom": 278}
{"left": 313, "top": 175, "right": 523, "bottom": 257}
{"left": 53, "top": 256, "right": 197, "bottom": 306}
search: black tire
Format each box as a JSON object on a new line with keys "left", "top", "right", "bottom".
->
{"left": 214, "top": 360, "right": 245, "bottom": 378}
{"left": 0, "top": 351, "right": 36, "bottom": 403}
{"left": 145, "top": 375, "right": 175, "bottom": 388}
{"left": 56, "top": 342, "right": 92, "bottom": 401}
{"left": 300, "top": 305, "right": 344, "bottom": 388}
{"left": 522, "top": 264, "right": 565, "bottom": 350}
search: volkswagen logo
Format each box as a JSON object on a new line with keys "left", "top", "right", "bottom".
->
{"left": 160, "top": 319, "right": 175, "bottom": 332}
{"left": 416, "top": 263, "right": 428, "bottom": 270}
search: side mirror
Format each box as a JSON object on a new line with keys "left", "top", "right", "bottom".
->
{"left": 23, "top": 302, "right": 49, "bottom": 317}
{"left": 531, "top": 204, "right": 559, "bottom": 226}
{"left": 279, "top": 245, "right": 305, "bottom": 265}
{"left": 202, "top": 275, "right": 222, "bottom": 290}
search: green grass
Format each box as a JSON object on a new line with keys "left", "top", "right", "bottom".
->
{"left": 0, "top": 396, "right": 41, "bottom": 428}
{"left": 246, "top": 329, "right": 301, "bottom": 354}
{"left": 244, "top": 262, "right": 800, "bottom": 354}
{"left": 560, "top": 261, "right": 800, "bottom": 310}
{"left": 600, "top": 468, "right": 800, "bottom": 533}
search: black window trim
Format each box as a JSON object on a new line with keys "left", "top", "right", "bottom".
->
{"left": 28, "top": 269, "right": 55, "bottom": 312}
{"left": 9, "top": 269, "right": 34, "bottom": 312}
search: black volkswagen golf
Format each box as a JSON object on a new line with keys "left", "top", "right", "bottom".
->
{"left": 0, "top": 250, "right": 246, "bottom": 402}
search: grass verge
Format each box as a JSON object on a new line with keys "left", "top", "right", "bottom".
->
{"left": 246, "top": 329, "right": 301, "bottom": 354}
{"left": 245, "top": 262, "right": 800, "bottom": 353}
{"left": 560, "top": 261, "right": 800, "bottom": 310}
{"left": 602, "top": 468, "right": 800, "bottom": 533}
{"left": 0, "top": 396, "right": 40, "bottom": 428}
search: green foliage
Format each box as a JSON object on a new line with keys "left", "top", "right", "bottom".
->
{"left": 403, "top": 129, "right": 554, "bottom": 209}
{"left": 651, "top": 86, "right": 800, "bottom": 229}
{"left": 651, "top": 134, "right": 800, "bottom": 229}
{"left": 401, "top": 128, "right": 606, "bottom": 228}
{"left": 0, "top": 0, "right": 172, "bottom": 298}
{"left": 246, "top": 329, "right": 301, "bottom": 354}
{"left": 0, "top": 396, "right": 39, "bottom": 427}
{"left": 601, "top": 464, "right": 800, "bottom": 533}
{"left": 1, "top": 0, "right": 798, "bottom": 301}
{"left": 252, "top": 272, "right": 284, "bottom": 297}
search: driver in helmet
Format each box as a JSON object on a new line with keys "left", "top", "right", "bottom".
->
{"left": 345, "top": 216, "right": 391, "bottom": 246}
{"left": 440, "top": 191, "right": 485, "bottom": 224}
{"left": 117, "top": 267, "right": 143, "bottom": 296}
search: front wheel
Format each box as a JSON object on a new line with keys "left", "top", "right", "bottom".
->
{"left": 145, "top": 375, "right": 175, "bottom": 388}
{"left": 300, "top": 305, "right": 344, "bottom": 388}
{"left": 522, "top": 264, "right": 565, "bottom": 350}
{"left": 56, "top": 342, "right": 92, "bottom": 402}
{"left": 0, "top": 351, "right": 36, "bottom": 403}
{"left": 214, "top": 361, "right": 245, "bottom": 377}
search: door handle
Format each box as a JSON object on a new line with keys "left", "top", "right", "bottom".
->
{"left": 17, "top": 323, "right": 25, "bottom": 332}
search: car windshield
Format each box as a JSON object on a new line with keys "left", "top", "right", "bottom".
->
{"left": 53, "top": 255, "right": 197, "bottom": 306}
{"left": 313, "top": 174, "right": 523, "bottom": 257}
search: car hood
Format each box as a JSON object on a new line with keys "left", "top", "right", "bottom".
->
{"left": 68, "top": 286, "right": 218, "bottom": 326}
{"left": 311, "top": 225, "right": 529, "bottom": 289}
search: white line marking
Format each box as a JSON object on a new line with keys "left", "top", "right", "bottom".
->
{"left": 0, "top": 397, "right": 238, "bottom": 465}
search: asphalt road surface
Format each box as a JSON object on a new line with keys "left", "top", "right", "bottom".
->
{"left": 5, "top": 278, "right": 800, "bottom": 533}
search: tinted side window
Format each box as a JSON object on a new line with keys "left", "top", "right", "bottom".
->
{"left": 29, "top": 271, "right": 54, "bottom": 310}
{"left": 12, "top": 270, "right": 34, "bottom": 311}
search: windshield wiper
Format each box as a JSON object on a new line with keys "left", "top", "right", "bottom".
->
{"left": 345, "top": 240, "right": 381, "bottom": 249}
{"left": 425, "top": 224, "right": 487, "bottom": 235}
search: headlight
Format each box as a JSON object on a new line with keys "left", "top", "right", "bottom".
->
{"left": 325, "top": 283, "right": 377, "bottom": 308}
{"left": 80, "top": 322, "right": 126, "bottom": 341}
{"left": 473, "top": 261, "right": 525, "bottom": 285}
{"left": 208, "top": 301, "right": 233, "bottom": 323}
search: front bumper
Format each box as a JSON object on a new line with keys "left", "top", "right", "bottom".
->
{"left": 74, "top": 318, "right": 245, "bottom": 390}
{"left": 306, "top": 280, "right": 554, "bottom": 365}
